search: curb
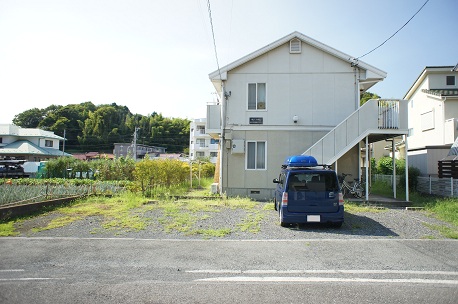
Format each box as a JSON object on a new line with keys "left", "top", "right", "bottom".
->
{"left": 0, "top": 195, "right": 85, "bottom": 221}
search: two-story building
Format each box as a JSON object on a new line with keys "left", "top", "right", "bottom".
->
{"left": 206, "top": 31, "right": 409, "bottom": 200}
{"left": 113, "top": 143, "right": 166, "bottom": 160}
{"left": 0, "top": 124, "right": 70, "bottom": 161}
{"left": 404, "top": 65, "right": 458, "bottom": 176}
{"left": 189, "top": 118, "right": 219, "bottom": 164}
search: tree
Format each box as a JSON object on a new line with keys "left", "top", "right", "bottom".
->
{"left": 13, "top": 102, "right": 191, "bottom": 153}
{"left": 360, "top": 91, "right": 381, "bottom": 106}
{"left": 12, "top": 108, "right": 45, "bottom": 128}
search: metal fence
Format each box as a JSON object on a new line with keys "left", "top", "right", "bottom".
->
{"left": 373, "top": 174, "right": 458, "bottom": 198}
{"left": 0, "top": 183, "right": 126, "bottom": 207}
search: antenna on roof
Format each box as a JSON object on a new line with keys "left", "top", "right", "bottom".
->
{"left": 452, "top": 63, "right": 458, "bottom": 72}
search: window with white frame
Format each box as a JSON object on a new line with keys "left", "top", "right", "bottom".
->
{"left": 446, "top": 76, "right": 455, "bottom": 86}
{"left": 196, "top": 139, "right": 206, "bottom": 147}
{"left": 45, "top": 140, "right": 53, "bottom": 147}
{"left": 248, "top": 83, "right": 266, "bottom": 110}
{"left": 246, "top": 141, "right": 266, "bottom": 170}
{"left": 196, "top": 125, "right": 205, "bottom": 134}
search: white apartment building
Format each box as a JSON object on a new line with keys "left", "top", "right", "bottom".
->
{"left": 404, "top": 65, "right": 458, "bottom": 176}
{"left": 189, "top": 118, "right": 219, "bottom": 163}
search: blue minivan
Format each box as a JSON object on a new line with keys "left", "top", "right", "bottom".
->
{"left": 273, "top": 155, "right": 344, "bottom": 227}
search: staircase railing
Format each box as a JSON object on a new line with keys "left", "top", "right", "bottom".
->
{"left": 303, "top": 99, "right": 408, "bottom": 165}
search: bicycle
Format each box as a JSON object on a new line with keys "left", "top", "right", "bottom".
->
{"left": 338, "top": 173, "right": 364, "bottom": 198}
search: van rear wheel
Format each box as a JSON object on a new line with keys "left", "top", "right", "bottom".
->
{"left": 279, "top": 208, "right": 287, "bottom": 227}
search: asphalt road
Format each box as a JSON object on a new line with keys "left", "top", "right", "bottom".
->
{"left": 1, "top": 237, "right": 457, "bottom": 303}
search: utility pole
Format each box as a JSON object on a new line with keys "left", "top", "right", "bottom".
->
{"left": 133, "top": 127, "right": 140, "bottom": 161}
{"left": 62, "top": 129, "right": 66, "bottom": 156}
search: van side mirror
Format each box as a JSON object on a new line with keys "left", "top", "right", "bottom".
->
{"left": 273, "top": 178, "right": 280, "bottom": 184}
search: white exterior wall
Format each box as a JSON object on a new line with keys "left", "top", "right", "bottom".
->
{"left": 189, "top": 118, "right": 218, "bottom": 164}
{"left": 221, "top": 40, "right": 361, "bottom": 199}
{"left": 407, "top": 72, "right": 458, "bottom": 150}
{"left": 405, "top": 67, "right": 458, "bottom": 176}
{"left": 408, "top": 79, "right": 445, "bottom": 149}
{"left": 1, "top": 135, "right": 58, "bottom": 149}
{"left": 225, "top": 43, "right": 356, "bottom": 127}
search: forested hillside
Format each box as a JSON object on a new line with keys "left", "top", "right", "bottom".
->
{"left": 12, "top": 102, "right": 190, "bottom": 153}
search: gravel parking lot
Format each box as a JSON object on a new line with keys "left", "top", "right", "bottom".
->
{"left": 11, "top": 200, "right": 455, "bottom": 240}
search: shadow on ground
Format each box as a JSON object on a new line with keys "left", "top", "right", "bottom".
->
{"left": 282, "top": 212, "right": 399, "bottom": 237}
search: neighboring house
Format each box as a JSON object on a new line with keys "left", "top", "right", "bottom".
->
{"left": 206, "top": 31, "right": 409, "bottom": 200}
{"left": 73, "top": 152, "right": 115, "bottom": 161}
{"left": 404, "top": 65, "right": 458, "bottom": 176}
{"left": 113, "top": 143, "right": 166, "bottom": 160}
{"left": 189, "top": 118, "right": 219, "bottom": 164}
{"left": 0, "top": 124, "right": 70, "bottom": 161}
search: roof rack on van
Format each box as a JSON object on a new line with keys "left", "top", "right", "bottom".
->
{"left": 281, "top": 155, "right": 331, "bottom": 169}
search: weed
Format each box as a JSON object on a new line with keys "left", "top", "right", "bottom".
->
{"left": 0, "top": 222, "right": 19, "bottom": 236}
{"left": 423, "top": 223, "right": 458, "bottom": 239}
{"left": 345, "top": 202, "right": 386, "bottom": 213}
{"left": 237, "top": 211, "right": 264, "bottom": 233}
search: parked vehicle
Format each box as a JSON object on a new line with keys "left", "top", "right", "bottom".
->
{"left": 273, "top": 155, "right": 344, "bottom": 227}
{"left": 0, "top": 160, "right": 29, "bottom": 178}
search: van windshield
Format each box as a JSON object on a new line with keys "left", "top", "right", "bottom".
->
{"left": 287, "top": 172, "right": 338, "bottom": 192}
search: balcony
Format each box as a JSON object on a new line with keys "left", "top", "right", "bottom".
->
{"left": 206, "top": 103, "right": 221, "bottom": 137}
{"left": 445, "top": 118, "right": 458, "bottom": 145}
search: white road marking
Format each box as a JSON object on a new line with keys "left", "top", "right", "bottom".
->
{"left": 196, "top": 276, "right": 458, "bottom": 285}
{"left": 187, "top": 269, "right": 458, "bottom": 276}
{"left": 0, "top": 278, "right": 66, "bottom": 281}
{"left": 0, "top": 269, "right": 25, "bottom": 272}
{"left": 2, "top": 236, "right": 457, "bottom": 242}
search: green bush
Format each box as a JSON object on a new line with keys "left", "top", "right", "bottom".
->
{"left": 133, "top": 158, "right": 189, "bottom": 196}
{"left": 400, "top": 166, "right": 421, "bottom": 190}
{"left": 376, "top": 157, "right": 405, "bottom": 175}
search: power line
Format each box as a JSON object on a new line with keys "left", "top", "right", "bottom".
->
{"left": 356, "top": 0, "right": 429, "bottom": 60}
{"left": 207, "top": 0, "right": 222, "bottom": 83}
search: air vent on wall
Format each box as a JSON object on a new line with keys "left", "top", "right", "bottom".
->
{"left": 290, "top": 38, "right": 301, "bottom": 53}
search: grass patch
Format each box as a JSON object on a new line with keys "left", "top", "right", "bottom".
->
{"left": 0, "top": 222, "right": 19, "bottom": 236}
{"left": 193, "top": 228, "right": 232, "bottom": 238}
{"left": 27, "top": 192, "right": 151, "bottom": 233}
{"left": 371, "top": 180, "right": 458, "bottom": 228}
{"left": 344, "top": 202, "right": 386, "bottom": 213}
{"left": 237, "top": 211, "right": 264, "bottom": 233}
{"left": 154, "top": 197, "right": 265, "bottom": 236}
{"left": 424, "top": 198, "right": 458, "bottom": 226}
{"left": 423, "top": 223, "right": 458, "bottom": 239}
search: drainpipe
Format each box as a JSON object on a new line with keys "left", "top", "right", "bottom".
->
{"left": 353, "top": 64, "right": 360, "bottom": 110}
{"left": 365, "top": 136, "right": 369, "bottom": 201}
{"left": 405, "top": 134, "right": 409, "bottom": 202}
{"left": 392, "top": 140, "right": 396, "bottom": 199}
{"left": 219, "top": 80, "right": 227, "bottom": 195}
{"left": 442, "top": 97, "right": 447, "bottom": 144}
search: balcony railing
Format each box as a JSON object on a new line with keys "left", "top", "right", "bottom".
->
{"left": 304, "top": 99, "right": 409, "bottom": 164}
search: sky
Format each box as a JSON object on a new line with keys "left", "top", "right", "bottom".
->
{"left": 0, "top": 0, "right": 457, "bottom": 124}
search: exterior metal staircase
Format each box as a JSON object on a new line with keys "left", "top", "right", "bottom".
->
{"left": 303, "top": 99, "right": 409, "bottom": 165}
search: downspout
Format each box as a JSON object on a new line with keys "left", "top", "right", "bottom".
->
{"left": 405, "top": 134, "right": 409, "bottom": 202}
{"left": 442, "top": 96, "right": 447, "bottom": 144}
{"left": 365, "top": 136, "right": 369, "bottom": 201}
{"left": 353, "top": 64, "right": 360, "bottom": 110}
{"left": 219, "top": 80, "right": 227, "bottom": 195}
{"left": 392, "top": 140, "right": 396, "bottom": 199}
